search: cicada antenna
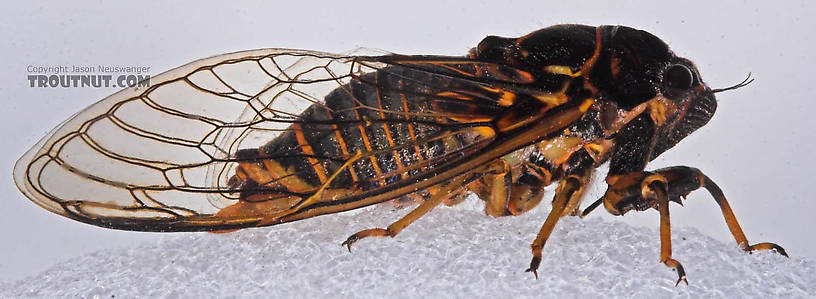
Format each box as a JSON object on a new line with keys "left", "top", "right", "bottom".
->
{"left": 712, "top": 73, "right": 754, "bottom": 93}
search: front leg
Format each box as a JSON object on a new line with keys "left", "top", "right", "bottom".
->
{"left": 593, "top": 166, "right": 787, "bottom": 285}
{"left": 652, "top": 173, "right": 687, "bottom": 286}
{"left": 658, "top": 166, "right": 786, "bottom": 255}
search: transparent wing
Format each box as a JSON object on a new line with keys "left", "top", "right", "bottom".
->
{"left": 13, "top": 49, "right": 545, "bottom": 231}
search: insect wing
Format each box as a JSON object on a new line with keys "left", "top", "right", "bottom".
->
{"left": 15, "top": 49, "right": 357, "bottom": 230}
{"left": 14, "top": 49, "right": 535, "bottom": 231}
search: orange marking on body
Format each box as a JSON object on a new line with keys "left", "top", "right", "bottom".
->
{"left": 448, "top": 115, "right": 495, "bottom": 123}
{"left": 260, "top": 159, "right": 316, "bottom": 193}
{"left": 579, "top": 98, "right": 595, "bottom": 112}
{"left": 400, "top": 90, "right": 426, "bottom": 163}
{"left": 215, "top": 195, "right": 301, "bottom": 220}
{"left": 315, "top": 107, "right": 359, "bottom": 184}
{"left": 497, "top": 90, "right": 516, "bottom": 106}
{"left": 554, "top": 143, "right": 587, "bottom": 165}
{"left": 332, "top": 126, "right": 359, "bottom": 183}
{"left": 533, "top": 93, "right": 569, "bottom": 106}
{"left": 258, "top": 151, "right": 366, "bottom": 225}
{"left": 525, "top": 162, "right": 553, "bottom": 186}
{"left": 436, "top": 91, "right": 472, "bottom": 101}
{"left": 375, "top": 85, "right": 408, "bottom": 180}
{"left": 515, "top": 70, "right": 536, "bottom": 83}
{"left": 538, "top": 136, "right": 585, "bottom": 165}
{"left": 480, "top": 86, "right": 501, "bottom": 93}
{"left": 357, "top": 122, "right": 385, "bottom": 185}
{"left": 239, "top": 163, "right": 266, "bottom": 184}
{"left": 648, "top": 99, "right": 668, "bottom": 126}
{"left": 544, "top": 65, "right": 581, "bottom": 77}
{"left": 479, "top": 86, "right": 516, "bottom": 106}
{"left": 348, "top": 83, "right": 386, "bottom": 186}
{"left": 473, "top": 126, "right": 496, "bottom": 138}
{"left": 236, "top": 151, "right": 308, "bottom": 192}
{"left": 580, "top": 27, "right": 605, "bottom": 82}
{"left": 583, "top": 142, "right": 609, "bottom": 162}
{"left": 292, "top": 123, "right": 328, "bottom": 184}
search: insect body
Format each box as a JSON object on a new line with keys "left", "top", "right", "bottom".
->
{"left": 14, "top": 24, "right": 786, "bottom": 284}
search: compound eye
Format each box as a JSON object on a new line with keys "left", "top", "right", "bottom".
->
{"left": 664, "top": 64, "right": 694, "bottom": 95}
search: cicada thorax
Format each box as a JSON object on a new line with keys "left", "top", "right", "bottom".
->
{"left": 456, "top": 24, "right": 716, "bottom": 217}
{"left": 426, "top": 25, "right": 619, "bottom": 216}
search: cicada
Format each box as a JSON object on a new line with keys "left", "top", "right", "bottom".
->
{"left": 14, "top": 24, "right": 786, "bottom": 285}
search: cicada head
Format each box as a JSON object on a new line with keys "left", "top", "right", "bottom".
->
{"left": 651, "top": 59, "right": 719, "bottom": 158}
{"left": 589, "top": 25, "right": 719, "bottom": 159}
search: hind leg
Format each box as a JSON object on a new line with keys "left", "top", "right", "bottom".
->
{"left": 341, "top": 172, "right": 472, "bottom": 250}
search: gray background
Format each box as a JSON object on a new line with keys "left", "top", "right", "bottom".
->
{"left": 1, "top": 0, "right": 813, "bottom": 283}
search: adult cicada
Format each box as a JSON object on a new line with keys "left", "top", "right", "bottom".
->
{"left": 14, "top": 24, "right": 786, "bottom": 285}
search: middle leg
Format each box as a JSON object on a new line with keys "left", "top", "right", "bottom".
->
{"left": 525, "top": 150, "right": 595, "bottom": 278}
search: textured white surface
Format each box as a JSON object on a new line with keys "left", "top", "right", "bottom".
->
{"left": 2, "top": 201, "right": 813, "bottom": 298}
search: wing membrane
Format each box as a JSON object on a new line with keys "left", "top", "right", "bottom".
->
{"left": 14, "top": 49, "right": 565, "bottom": 231}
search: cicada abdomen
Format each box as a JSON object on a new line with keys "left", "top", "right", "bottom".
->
{"left": 218, "top": 61, "right": 503, "bottom": 220}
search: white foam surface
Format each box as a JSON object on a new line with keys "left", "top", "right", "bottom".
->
{"left": 2, "top": 201, "right": 813, "bottom": 298}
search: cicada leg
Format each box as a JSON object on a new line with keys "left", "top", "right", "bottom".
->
{"left": 526, "top": 170, "right": 592, "bottom": 279}
{"left": 442, "top": 187, "right": 470, "bottom": 206}
{"left": 467, "top": 159, "right": 551, "bottom": 217}
{"left": 579, "top": 197, "right": 604, "bottom": 218}
{"left": 472, "top": 159, "right": 512, "bottom": 216}
{"left": 651, "top": 174, "right": 688, "bottom": 286}
{"left": 592, "top": 171, "right": 688, "bottom": 285}
{"left": 599, "top": 166, "right": 788, "bottom": 286}
{"left": 658, "top": 166, "right": 788, "bottom": 255}
{"left": 341, "top": 171, "right": 472, "bottom": 251}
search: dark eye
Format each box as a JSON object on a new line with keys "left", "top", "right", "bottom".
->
{"left": 664, "top": 64, "right": 694, "bottom": 94}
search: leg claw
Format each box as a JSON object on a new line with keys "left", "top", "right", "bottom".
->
{"left": 663, "top": 258, "right": 687, "bottom": 287}
{"left": 340, "top": 235, "right": 360, "bottom": 252}
{"left": 524, "top": 268, "right": 539, "bottom": 280}
{"left": 525, "top": 256, "right": 541, "bottom": 280}
{"left": 747, "top": 242, "right": 789, "bottom": 257}
{"left": 675, "top": 275, "right": 688, "bottom": 287}
{"left": 340, "top": 228, "right": 390, "bottom": 253}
